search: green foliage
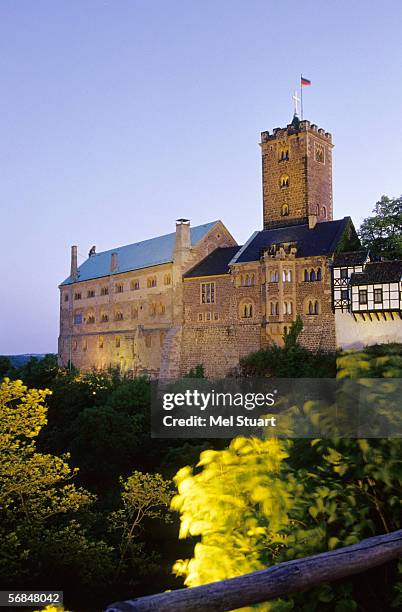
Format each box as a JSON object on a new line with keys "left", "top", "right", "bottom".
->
{"left": 184, "top": 364, "right": 205, "bottom": 378}
{"left": 283, "top": 315, "right": 303, "bottom": 349}
{"left": 15, "top": 354, "right": 59, "bottom": 388}
{"left": 239, "top": 343, "right": 337, "bottom": 378}
{"left": 172, "top": 345, "right": 402, "bottom": 610}
{"left": 0, "top": 355, "right": 12, "bottom": 378}
{"left": 110, "top": 471, "right": 173, "bottom": 581}
{"left": 358, "top": 195, "right": 402, "bottom": 259}
{"left": 0, "top": 378, "right": 112, "bottom": 589}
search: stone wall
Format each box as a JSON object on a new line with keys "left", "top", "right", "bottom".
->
{"left": 261, "top": 121, "right": 333, "bottom": 228}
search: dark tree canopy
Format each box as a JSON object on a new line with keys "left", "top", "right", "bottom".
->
{"left": 358, "top": 195, "right": 402, "bottom": 260}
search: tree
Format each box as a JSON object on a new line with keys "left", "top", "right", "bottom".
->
{"left": 0, "top": 378, "right": 113, "bottom": 587}
{"left": 0, "top": 356, "right": 12, "bottom": 378}
{"left": 172, "top": 346, "right": 402, "bottom": 610}
{"left": 358, "top": 195, "right": 402, "bottom": 260}
{"left": 110, "top": 471, "right": 173, "bottom": 581}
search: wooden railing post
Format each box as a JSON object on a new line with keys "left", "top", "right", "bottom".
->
{"left": 105, "top": 529, "right": 402, "bottom": 612}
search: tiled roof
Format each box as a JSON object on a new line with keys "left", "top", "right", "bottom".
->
{"left": 60, "top": 221, "right": 220, "bottom": 285}
{"left": 333, "top": 250, "right": 369, "bottom": 267}
{"left": 184, "top": 246, "right": 241, "bottom": 278}
{"left": 350, "top": 260, "right": 402, "bottom": 286}
{"left": 230, "top": 218, "right": 352, "bottom": 264}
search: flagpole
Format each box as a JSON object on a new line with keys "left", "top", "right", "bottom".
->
{"left": 300, "top": 74, "right": 303, "bottom": 120}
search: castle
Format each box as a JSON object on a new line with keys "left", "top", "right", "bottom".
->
{"left": 58, "top": 115, "right": 402, "bottom": 377}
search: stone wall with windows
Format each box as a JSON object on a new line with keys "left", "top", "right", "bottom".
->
{"left": 58, "top": 221, "right": 236, "bottom": 375}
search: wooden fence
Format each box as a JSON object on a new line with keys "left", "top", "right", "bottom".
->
{"left": 105, "top": 529, "right": 402, "bottom": 612}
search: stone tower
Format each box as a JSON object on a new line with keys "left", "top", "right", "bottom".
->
{"left": 260, "top": 116, "right": 333, "bottom": 229}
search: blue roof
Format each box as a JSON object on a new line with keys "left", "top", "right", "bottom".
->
{"left": 231, "top": 218, "right": 353, "bottom": 264}
{"left": 60, "top": 221, "right": 220, "bottom": 285}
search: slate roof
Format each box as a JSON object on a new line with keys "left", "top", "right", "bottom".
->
{"left": 230, "top": 217, "right": 352, "bottom": 264}
{"left": 60, "top": 221, "right": 220, "bottom": 285}
{"left": 333, "top": 250, "right": 369, "bottom": 267}
{"left": 184, "top": 246, "right": 241, "bottom": 278}
{"left": 350, "top": 260, "right": 402, "bottom": 286}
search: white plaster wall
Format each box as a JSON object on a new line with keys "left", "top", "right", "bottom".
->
{"left": 335, "top": 311, "right": 402, "bottom": 349}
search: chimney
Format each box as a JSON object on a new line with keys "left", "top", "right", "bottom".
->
{"left": 308, "top": 214, "right": 317, "bottom": 230}
{"left": 70, "top": 245, "right": 78, "bottom": 281}
{"left": 110, "top": 252, "right": 118, "bottom": 273}
{"left": 174, "top": 218, "right": 191, "bottom": 252}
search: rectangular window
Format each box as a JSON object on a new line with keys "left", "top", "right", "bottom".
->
{"left": 340, "top": 268, "right": 348, "bottom": 279}
{"left": 374, "top": 288, "right": 383, "bottom": 303}
{"left": 201, "top": 282, "right": 215, "bottom": 304}
{"left": 198, "top": 313, "right": 203, "bottom": 322}
{"left": 73, "top": 313, "right": 82, "bottom": 325}
{"left": 64, "top": 294, "right": 69, "bottom": 302}
{"left": 341, "top": 289, "right": 349, "bottom": 300}
{"left": 359, "top": 289, "right": 368, "bottom": 305}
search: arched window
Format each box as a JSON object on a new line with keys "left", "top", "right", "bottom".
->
{"left": 241, "top": 301, "right": 254, "bottom": 318}
{"left": 99, "top": 337, "right": 104, "bottom": 349}
{"left": 322, "top": 206, "right": 327, "bottom": 218}
{"left": 310, "top": 269, "right": 316, "bottom": 281}
{"left": 245, "top": 274, "right": 249, "bottom": 286}
{"left": 281, "top": 203, "right": 289, "bottom": 216}
{"left": 115, "top": 311, "right": 123, "bottom": 321}
{"left": 115, "top": 336, "right": 121, "bottom": 348}
{"left": 159, "top": 303, "right": 166, "bottom": 314}
{"left": 304, "top": 269, "right": 309, "bottom": 282}
{"left": 316, "top": 268, "right": 322, "bottom": 281}
{"left": 275, "top": 271, "right": 279, "bottom": 282}
{"left": 270, "top": 301, "right": 279, "bottom": 316}
{"left": 279, "top": 175, "right": 289, "bottom": 189}
{"left": 314, "top": 300, "right": 319, "bottom": 314}
{"left": 287, "top": 301, "right": 293, "bottom": 315}
{"left": 308, "top": 301, "right": 314, "bottom": 315}
{"left": 164, "top": 274, "right": 171, "bottom": 285}
{"left": 86, "top": 313, "right": 95, "bottom": 324}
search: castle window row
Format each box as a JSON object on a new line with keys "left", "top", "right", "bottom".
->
{"left": 268, "top": 270, "right": 292, "bottom": 282}
{"left": 73, "top": 303, "right": 167, "bottom": 325}
{"left": 304, "top": 268, "right": 322, "bottom": 282}
{"left": 269, "top": 301, "right": 293, "bottom": 315}
{"left": 240, "top": 273, "right": 255, "bottom": 286}
{"left": 198, "top": 311, "right": 219, "bottom": 322}
{"left": 71, "top": 274, "right": 172, "bottom": 300}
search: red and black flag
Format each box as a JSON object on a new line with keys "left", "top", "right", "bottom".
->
{"left": 301, "top": 76, "right": 311, "bottom": 87}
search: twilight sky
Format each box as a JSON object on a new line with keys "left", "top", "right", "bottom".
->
{"left": 1, "top": 0, "right": 402, "bottom": 354}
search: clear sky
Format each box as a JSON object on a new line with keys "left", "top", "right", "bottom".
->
{"left": 1, "top": 0, "right": 402, "bottom": 354}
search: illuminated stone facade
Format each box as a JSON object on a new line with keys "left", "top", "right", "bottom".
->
{"left": 59, "top": 115, "right": 402, "bottom": 377}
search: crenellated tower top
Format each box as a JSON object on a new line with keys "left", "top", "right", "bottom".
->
{"left": 260, "top": 115, "right": 334, "bottom": 229}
